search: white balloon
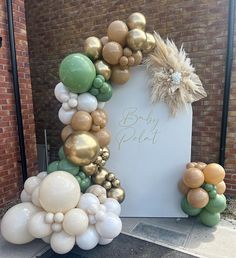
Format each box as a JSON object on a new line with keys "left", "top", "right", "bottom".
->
{"left": 77, "top": 193, "right": 100, "bottom": 212}
{"left": 68, "top": 98, "right": 78, "bottom": 108}
{"left": 28, "top": 211, "right": 52, "bottom": 238}
{"left": 88, "top": 215, "right": 96, "bottom": 225}
{"left": 63, "top": 208, "right": 88, "bottom": 236}
{"left": 31, "top": 187, "right": 42, "bottom": 208}
{"left": 103, "top": 198, "right": 121, "bottom": 216}
{"left": 45, "top": 212, "right": 54, "bottom": 224}
{"left": 95, "top": 210, "right": 106, "bottom": 222}
{"left": 42, "top": 234, "right": 51, "bottom": 243}
{"left": 98, "top": 102, "right": 105, "bottom": 109}
{"left": 77, "top": 93, "right": 98, "bottom": 113}
{"left": 37, "top": 171, "right": 48, "bottom": 180}
{"left": 95, "top": 212, "right": 122, "bottom": 239}
{"left": 76, "top": 225, "right": 99, "bottom": 250}
{"left": 54, "top": 82, "right": 69, "bottom": 103}
{"left": 50, "top": 230, "right": 75, "bottom": 254}
{"left": 98, "top": 237, "right": 113, "bottom": 245}
{"left": 58, "top": 107, "right": 76, "bottom": 125}
{"left": 1, "top": 202, "right": 40, "bottom": 244}
{"left": 60, "top": 93, "right": 69, "bottom": 102}
{"left": 20, "top": 189, "right": 31, "bottom": 202}
{"left": 51, "top": 223, "right": 62, "bottom": 232}
{"left": 24, "top": 176, "right": 41, "bottom": 195}
{"left": 69, "top": 92, "right": 78, "bottom": 99}
{"left": 39, "top": 171, "right": 80, "bottom": 213}
{"left": 62, "top": 102, "right": 71, "bottom": 111}
{"left": 54, "top": 212, "right": 64, "bottom": 223}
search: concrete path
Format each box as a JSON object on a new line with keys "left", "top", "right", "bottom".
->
{"left": 0, "top": 218, "right": 236, "bottom": 258}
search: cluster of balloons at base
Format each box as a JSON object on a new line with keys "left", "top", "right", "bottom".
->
{"left": 179, "top": 162, "right": 227, "bottom": 227}
{"left": 1, "top": 171, "right": 122, "bottom": 254}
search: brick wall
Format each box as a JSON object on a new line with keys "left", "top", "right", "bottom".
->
{"left": 25, "top": 0, "right": 236, "bottom": 195}
{"left": 0, "top": 0, "right": 38, "bottom": 207}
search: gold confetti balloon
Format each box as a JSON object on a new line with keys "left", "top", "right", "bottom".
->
{"left": 108, "top": 187, "right": 125, "bottom": 203}
{"left": 84, "top": 36, "right": 102, "bottom": 60}
{"left": 95, "top": 60, "right": 112, "bottom": 80}
{"left": 92, "top": 168, "right": 109, "bottom": 185}
{"left": 127, "top": 12, "right": 146, "bottom": 31}
{"left": 81, "top": 163, "right": 98, "bottom": 176}
{"left": 64, "top": 132, "right": 100, "bottom": 166}
{"left": 126, "top": 29, "right": 146, "bottom": 51}
{"left": 142, "top": 33, "right": 156, "bottom": 53}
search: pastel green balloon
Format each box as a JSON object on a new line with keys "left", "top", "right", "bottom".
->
{"left": 59, "top": 53, "right": 96, "bottom": 93}
{"left": 75, "top": 171, "right": 91, "bottom": 193}
{"left": 47, "top": 161, "right": 59, "bottom": 174}
{"left": 58, "top": 146, "right": 65, "bottom": 160}
{"left": 199, "top": 209, "right": 220, "bottom": 227}
{"left": 181, "top": 197, "right": 202, "bottom": 216}
{"left": 205, "top": 194, "right": 226, "bottom": 213}
{"left": 58, "top": 159, "right": 80, "bottom": 176}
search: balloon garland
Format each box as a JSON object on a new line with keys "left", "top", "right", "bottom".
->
{"left": 179, "top": 162, "right": 227, "bottom": 227}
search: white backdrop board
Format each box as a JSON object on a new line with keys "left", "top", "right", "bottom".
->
{"left": 106, "top": 66, "right": 192, "bottom": 217}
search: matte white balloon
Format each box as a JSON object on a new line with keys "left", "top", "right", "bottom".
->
{"left": 31, "top": 187, "right": 42, "bottom": 208}
{"left": 77, "top": 93, "right": 98, "bottom": 113}
{"left": 28, "top": 211, "right": 52, "bottom": 238}
{"left": 20, "top": 189, "right": 31, "bottom": 202}
{"left": 95, "top": 212, "right": 122, "bottom": 239}
{"left": 51, "top": 223, "right": 62, "bottom": 232}
{"left": 24, "top": 176, "right": 41, "bottom": 195}
{"left": 69, "top": 92, "right": 78, "bottom": 99}
{"left": 98, "top": 102, "right": 105, "bottom": 109}
{"left": 54, "top": 212, "right": 64, "bottom": 223}
{"left": 1, "top": 202, "right": 40, "bottom": 244}
{"left": 39, "top": 171, "right": 80, "bottom": 213}
{"left": 77, "top": 193, "right": 100, "bottom": 212}
{"left": 63, "top": 208, "right": 88, "bottom": 236}
{"left": 50, "top": 230, "right": 75, "bottom": 254}
{"left": 45, "top": 212, "right": 54, "bottom": 224}
{"left": 76, "top": 225, "right": 99, "bottom": 250}
{"left": 37, "top": 171, "right": 48, "bottom": 180}
{"left": 68, "top": 98, "right": 78, "bottom": 108}
{"left": 62, "top": 102, "right": 71, "bottom": 111}
{"left": 60, "top": 93, "right": 69, "bottom": 102}
{"left": 54, "top": 82, "right": 69, "bottom": 103}
{"left": 103, "top": 198, "right": 121, "bottom": 216}
{"left": 98, "top": 237, "right": 113, "bottom": 245}
{"left": 58, "top": 107, "right": 76, "bottom": 125}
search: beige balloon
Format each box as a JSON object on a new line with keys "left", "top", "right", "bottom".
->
{"left": 63, "top": 208, "right": 89, "bottom": 236}
{"left": 178, "top": 180, "right": 190, "bottom": 195}
{"left": 71, "top": 111, "right": 92, "bottom": 131}
{"left": 126, "top": 29, "right": 146, "bottom": 51}
{"left": 24, "top": 176, "right": 41, "bottom": 195}
{"left": 39, "top": 171, "right": 80, "bottom": 213}
{"left": 216, "top": 181, "right": 226, "bottom": 194}
{"left": 91, "top": 128, "right": 111, "bottom": 147}
{"left": 102, "top": 42, "right": 123, "bottom": 65}
{"left": 187, "top": 188, "right": 209, "bottom": 209}
{"left": 183, "top": 168, "right": 204, "bottom": 188}
{"left": 100, "top": 36, "right": 109, "bottom": 46}
{"left": 107, "top": 20, "right": 128, "bottom": 46}
{"left": 84, "top": 36, "right": 102, "bottom": 60}
{"left": 61, "top": 125, "right": 74, "bottom": 142}
{"left": 111, "top": 66, "right": 130, "bottom": 85}
{"left": 31, "top": 186, "right": 42, "bottom": 208}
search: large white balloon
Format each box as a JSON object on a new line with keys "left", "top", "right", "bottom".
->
{"left": 54, "top": 82, "right": 69, "bottom": 103}
{"left": 98, "top": 237, "right": 113, "bottom": 245}
{"left": 95, "top": 212, "right": 122, "bottom": 239}
{"left": 28, "top": 211, "right": 52, "bottom": 238}
{"left": 77, "top": 93, "right": 98, "bottom": 113}
{"left": 1, "top": 202, "right": 41, "bottom": 244}
{"left": 50, "top": 230, "right": 75, "bottom": 254}
{"left": 63, "top": 208, "right": 88, "bottom": 236}
{"left": 103, "top": 198, "right": 121, "bottom": 216}
{"left": 77, "top": 193, "right": 100, "bottom": 212}
{"left": 20, "top": 189, "right": 31, "bottom": 202}
{"left": 24, "top": 176, "right": 41, "bottom": 195}
{"left": 37, "top": 171, "right": 48, "bottom": 180}
{"left": 58, "top": 107, "right": 76, "bottom": 125}
{"left": 39, "top": 171, "right": 80, "bottom": 213}
{"left": 31, "top": 187, "right": 42, "bottom": 208}
{"left": 76, "top": 225, "right": 99, "bottom": 250}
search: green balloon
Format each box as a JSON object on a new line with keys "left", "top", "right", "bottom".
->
{"left": 75, "top": 171, "right": 91, "bottom": 193}
{"left": 58, "top": 159, "right": 80, "bottom": 176}
{"left": 205, "top": 194, "right": 226, "bottom": 213}
{"left": 204, "top": 183, "right": 214, "bottom": 192}
{"left": 209, "top": 189, "right": 217, "bottom": 199}
{"left": 58, "top": 146, "right": 65, "bottom": 160}
{"left": 47, "top": 161, "right": 59, "bottom": 174}
{"left": 181, "top": 197, "right": 202, "bottom": 216}
{"left": 59, "top": 53, "right": 96, "bottom": 93}
{"left": 199, "top": 209, "right": 220, "bottom": 227}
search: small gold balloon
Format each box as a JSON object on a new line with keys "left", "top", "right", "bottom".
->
{"left": 102, "top": 152, "right": 110, "bottom": 161}
{"left": 126, "top": 29, "right": 146, "bottom": 51}
{"left": 103, "top": 181, "right": 112, "bottom": 190}
{"left": 112, "top": 179, "right": 120, "bottom": 188}
{"left": 92, "top": 168, "right": 109, "bottom": 185}
{"left": 108, "top": 187, "right": 125, "bottom": 203}
{"left": 106, "top": 173, "right": 115, "bottom": 182}
{"left": 84, "top": 36, "right": 102, "bottom": 60}
{"left": 132, "top": 51, "right": 143, "bottom": 65}
{"left": 127, "top": 12, "right": 146, "bottom": 31}
{"left": 95, "top": 60, "right": 112, "bottom": 81}
{"left": 82, "top": 163, "right": 98, "bottom": 176}
{"left": 142, "top": 33, "right": 156, "bottom": 53}
{"left": 64, "top": 132, "right": 100, "bottom": 166}
{"left": 95, "top": 156, "right": 103, "bottom": 166}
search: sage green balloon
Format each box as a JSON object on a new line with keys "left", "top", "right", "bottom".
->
{"left": 205, "top": 194, "right": 226, "bottom": 213}
{"left": 199, "top": 209, "right": 220, "bottom": 227}
{"left": 58, "top": 159, "right": 80, "bottom": 176}
{"left": 58, "top": 146, "right": 65, "bottom": 160}
{"left": 181, "top": 197, "right": 202, "bottom": 216}
{"left": 59, "top": 53, "right": 96, "bottom": 93}
{"left": 47, "top": 161, "right": 59, "bottom": 174}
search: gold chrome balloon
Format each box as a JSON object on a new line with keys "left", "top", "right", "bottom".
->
{"left": 84, "top": 36, "right": 102, "bottom": 60}
{"left": 82, "top": 163, "right": 98, "bottom": 176}
{"left": 64, "top": 132, "right": 100, "bottom": 166}
{"left": 142, "top": 33, "right": 156, "bottom": 53}
{"left": 106, "top": 173, "right": 115, "bottom": 182}
{"left": 127, "top": 29, "right": 146, "bottom": 51}
{"left": 108, "top": 187, "right": 125, "bottom": 203}
{"left": 95, "top": 60, "right": 112, "bottom": 80}
{"left": 92, "top": 168, "right": 109, "bottom": 185}
{"left": 112, "top": 179, "right": 120, "bottom": 188}
{"left": 132, "top": 50, "right": 143, "bottom": 65}
{"left": 103, "top": 181, "right": 112, "bottom": 190}
{"left": 127, "top": 12, "right": 146, "bottom": 31}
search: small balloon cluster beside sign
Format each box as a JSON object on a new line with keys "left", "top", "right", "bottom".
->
{"left": 179, "top": 162, "right": 227, "bottom": 227}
